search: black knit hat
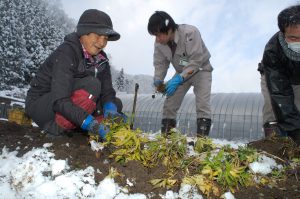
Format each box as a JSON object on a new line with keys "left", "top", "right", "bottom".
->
{"left": 76, "top": 9, "right": 120, "bottom": 41}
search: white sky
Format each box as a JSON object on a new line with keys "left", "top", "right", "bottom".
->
{"left": 61, "top": 0, "right": 299, "bottom": 92}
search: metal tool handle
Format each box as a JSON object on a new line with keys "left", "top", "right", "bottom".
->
{"left": 130, "top": 83, "right": 139, "bottom": 130}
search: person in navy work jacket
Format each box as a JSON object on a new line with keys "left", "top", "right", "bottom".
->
{"left": 258, "top": 5, "right": 300, "bottom": 145}
{"left": 26, "top": 9, "right": 125, "bottom": 139}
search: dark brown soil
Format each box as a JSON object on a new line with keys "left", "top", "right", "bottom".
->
{"left": 0, "top": 120, "right": 299, "bottom": 199}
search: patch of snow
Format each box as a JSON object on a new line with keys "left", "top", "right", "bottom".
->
{"left": 10, "top": 101, "right": 25, "bottom": 108}
{"left": 90, "top": 140, "right": 104, "bottom": 152}
{"left": 178, "top": 184, "right": 203, "bottom": 199}
{"left": 249, "top": 155, "right": 282, "bottom": 175}
{"left": 126, "top": 178, "right": 134, "bottom": 187}
{"left": 24, "top": 135, "right": 33, "bottom": 141}
{"left": 43, "top": 143, "right": 53, "bottom": 148}
{"left": 51, "top": 159, "right": 68, "bottom": 176}
{"left": 96, "top": 178, "right": 120, "bottom": 198}
{"left": 222, "top": 191, "right": 235, "bottom": 199}
{"left": 103, "top": 159, "right": 109, "bottom": 164}
{"left": 212, "top": 139, "right": 247, "bottom": 149}
{"left": 0, "top": 146, "right": 149, "bottom": 198}
{"left": 161, "top": 190, "right": 178, "bottom": 199}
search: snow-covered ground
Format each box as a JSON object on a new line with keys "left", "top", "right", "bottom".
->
{"left": 0, "top": 130, "right": 281, "bottom": 199}
{"left": 0, "top": 87, "right": 28, "bottom": 101}
{"left": 0, "top": 89, "right": 282, "bottom": 199}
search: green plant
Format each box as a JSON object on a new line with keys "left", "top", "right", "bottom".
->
{"left": 150, "top": 178, "right": 177, "bottom": 189}
{"left": 89, "top": 122, "right": 290, "bottom": 197}
{"left": 143, "top": 132, "right": 187, "bottom": 172}
{"left": 108, "top": 125, "right": 149, "bottom": 164}
{"left": 194, "top": 136, "right": 216, "bottom": 153}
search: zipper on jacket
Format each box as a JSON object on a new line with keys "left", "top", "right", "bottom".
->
{"left": 94, "top": 60, "right": 108, "bottom": 77}
{"left": 95, "top": 68, "right": 98, "bottom": 77}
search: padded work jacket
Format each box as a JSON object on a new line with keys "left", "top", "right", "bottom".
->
{"left": 153, "top": 24, "right": 213, "bottom": 81}
{"left": 259, "top": 32, "right": 300, "bottom": 131}
{"left": 26, "top": 33, "right": 116, "bottom": 126}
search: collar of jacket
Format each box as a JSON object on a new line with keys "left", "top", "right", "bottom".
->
{"left": 278, "top": 32, "right": 300, "bottom": 62}
{"left": 81, "top": 44, "right": 108, "bottom": 69}
{"left": 82, "top": 45, "right": 106, "bottom": 62}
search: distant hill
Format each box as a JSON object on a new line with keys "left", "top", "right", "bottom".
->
{"left": 111, "top": 66, "right": 154, "bottom": 94}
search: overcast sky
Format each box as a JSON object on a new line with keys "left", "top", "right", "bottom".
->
{"left": 61, "top": 0, "right": 299, "bottom": 93}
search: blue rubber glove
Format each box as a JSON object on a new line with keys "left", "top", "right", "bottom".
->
{"left": 103, "top": 102, "right": 118, "bottom": 118}
{"left": 98, "top": 123, "right": 110, "bottom": 139}
{"left": 165, "top": 74, "right": 184, "bottom": 96}
{"left": 119, "top": 112, "right": 128, "bottom": 123}
{"left": 153, "top": 79, "right": 163, "bottom": 87}
{"left": 103, "top": 102, "right": 127, "bottom": 123}
{"left": 81, "top": 115, "right": 110, "bottom": 139}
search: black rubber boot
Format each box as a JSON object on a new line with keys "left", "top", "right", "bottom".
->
{"left": 161, "top": 118, "right": 176, "bottom": 137}
{"left": 287, "top": 130, "right": 300, "bottom": 146}
{"left": 43, "top": 120, "right": 67, "bottom": 138}
{"left": 197, "top": 118, "right": 211, "bottom": 137}
{"left": 263, "top": 122, "right": 281, "bottom": 138}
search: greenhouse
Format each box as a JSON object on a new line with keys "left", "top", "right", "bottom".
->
{"left": 118, "top": 93, "right": 264, "bottom": 141}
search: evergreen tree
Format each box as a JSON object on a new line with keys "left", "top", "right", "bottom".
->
{"left": 115, "top": 68, "right": 125, "bottom": 92}
{"left": 20, "top": 0, "right": 73, "bottom": 83}
{"left": 114, "top": 68, "right": 133, "bottom": 93}
{"left": 0, "top": 0, "right": 29, "bottom": 89}
{"left": 20, "top": 0, "right": 47, "bottom": 83}
{"left": 0, "top": 0, "right": 75, "bottom": 89}
{"left": 124, "top": 78, "right": 133, "bottom": 93}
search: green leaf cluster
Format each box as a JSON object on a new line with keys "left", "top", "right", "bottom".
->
{"left": 89, "top": 123, "right": 291, "bottom": 197}
{"left": 108, "top": 125, "right": 148, "bottom": 165}
{"left": 143, "top": 132, "right": 187, "bottom": 171}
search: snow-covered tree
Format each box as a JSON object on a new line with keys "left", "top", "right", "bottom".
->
{"left": 110, "top": 64, "right": 153, "bottom": 94}
{"left": 114, "top": 68, "right": 135, "bottom": 93}
{"left": 0, "top": 0, "right": 29, "bottom": 89}
{"left": 115, "top": 68, "right": 126, "bottom": 92}
{"left": 0, "top": 0, "right": 75, "bottom": 89}
{"left": 19, "top": 0, "right": 74, "bottom": 83}
{"left": 124, "top": 78, "right": 133, "bottom": 93}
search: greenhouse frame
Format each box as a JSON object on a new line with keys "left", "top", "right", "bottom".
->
{"left": 119, "top": 93, "right": 264, "bottom": 141}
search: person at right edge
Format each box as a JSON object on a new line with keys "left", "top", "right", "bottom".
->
{"left": 147, "top": 11, "right": 213, "bottom": 137}
{"left": 258, "top": 5, "right": 300, "bottom": 145}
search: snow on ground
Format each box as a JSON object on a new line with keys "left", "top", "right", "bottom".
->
{"left": 0, "top": 87, "right": 27, "bottom": 102}
{"left": 249, "top": 155, "right": 283, "bottom": 175}
{"left": 0, "top": 134, "right": 281, "bottom": 199}
{"left": 0, "top": 90, "right": 281, "bottom": 198}
{"left": 211, "top": 138, "right": 247, "bottom": 149}
{"left": 0, "top": 145, "right": 146, "bottom": 199}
